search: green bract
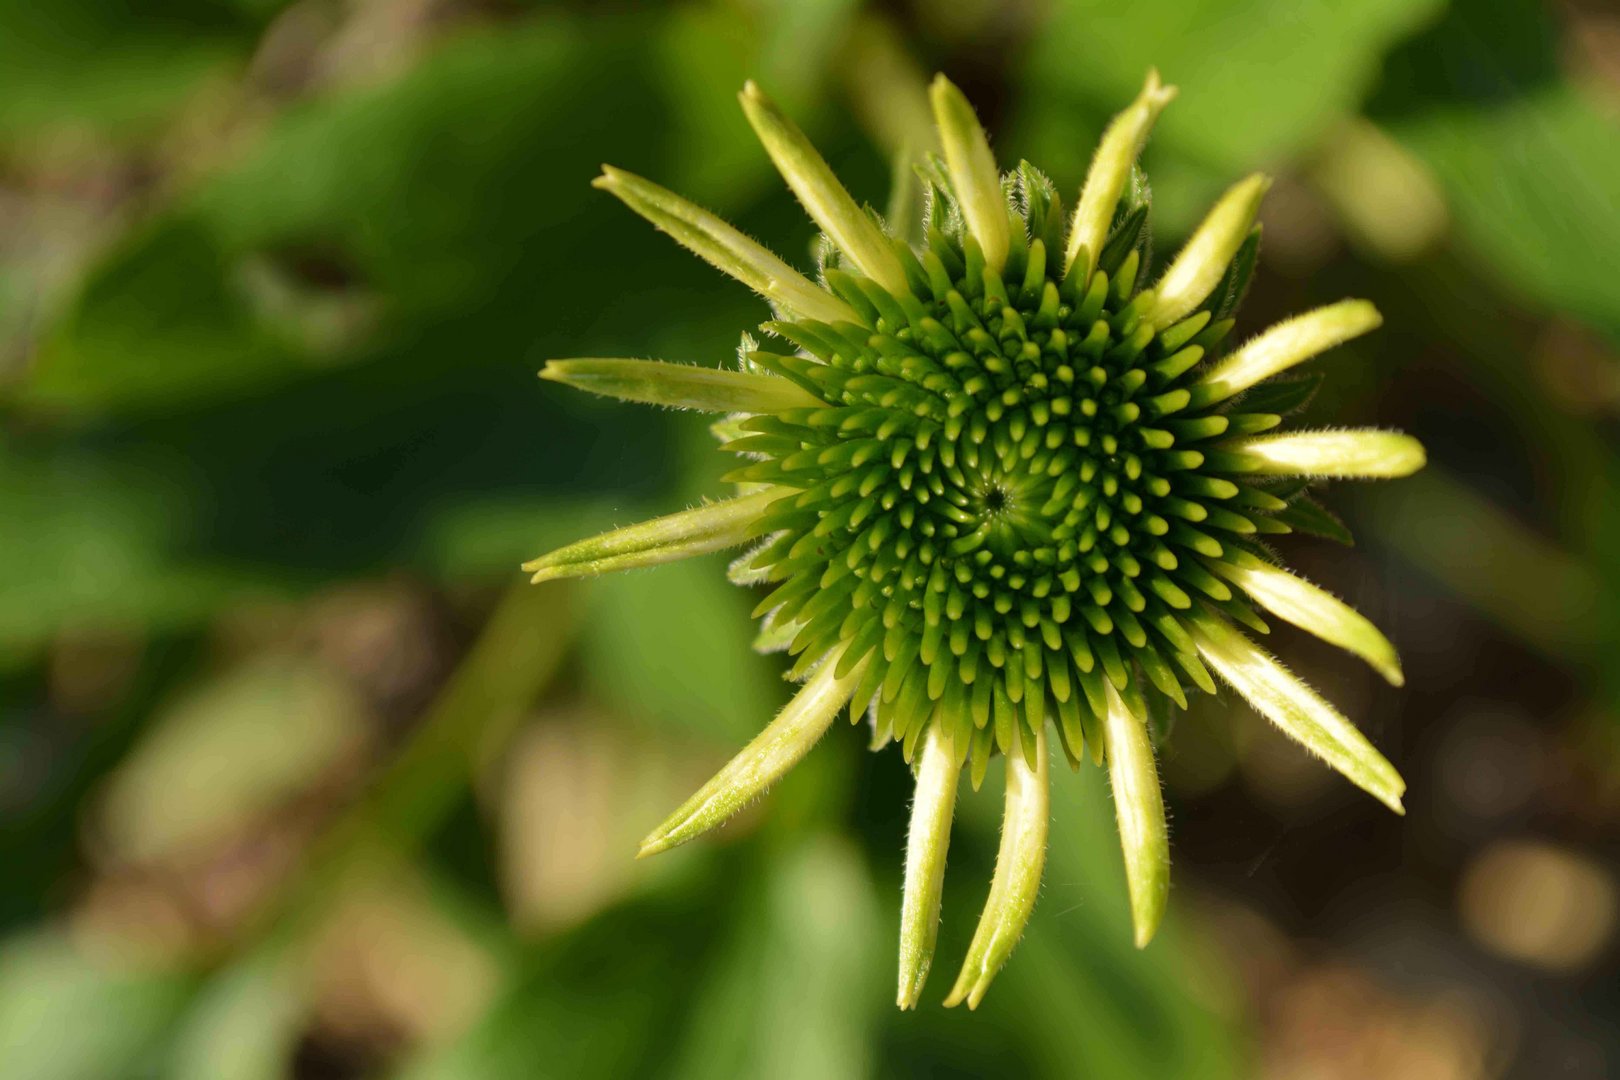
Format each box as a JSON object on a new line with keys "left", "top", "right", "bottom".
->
{"left": 528, "top": 72, "right": 1424, "bottom": 1010}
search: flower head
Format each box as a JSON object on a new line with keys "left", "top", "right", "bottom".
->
{"left": 528, "top": 72, "right": 1423, "bottom": 1009}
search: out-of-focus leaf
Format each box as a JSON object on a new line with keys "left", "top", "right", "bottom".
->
{"left": 1360, "top": 467, "right": 1599, "bottom": 663}
{"left": 1018, "top": 0, "right": 1443, "bottom": 198}
{"left": 0, "top": 0, "right": 254, "bottom": 138}
{"left": 665, "top": 836, "right": 883, "bottom": 1080}
{"left": 23, "top": 218, "right": 292, "bottom": 414}
{"left": 0, "top": 932, "right": 191, "bottom": 1080}
{"left": 0, "top": 447, "right": 268, "bottom": 653}
{"left": 93, "top": 655, "right": 369, "bottom": 864}
{"left": 23, "top": 12, "right": 771, "bottom": 413}
{"left": 3, "top": 10, "right": 802, "bottom": 648}
{"left": 1372, "top": 0, "right": 1620, "bottom": 340}
{"left": 582, "top": 550, "right": 779, "bottom": 744}
{"left": 395, "top": 879, "right": 735, "bottom": 1080}
{"left": 166, "top": 950, "right": 306, "bottom": 1080}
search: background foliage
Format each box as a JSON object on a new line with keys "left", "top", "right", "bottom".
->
{"left": 2, "top": 0, "right": 1617, "bottom": 1076}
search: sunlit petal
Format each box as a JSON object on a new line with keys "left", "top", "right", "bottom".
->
{"left": 1065, "top": 69, "right": 1177, "bottom": 281}
{"left": 638, "top": 647, "right": 869, "bottom": 857}
{"left": 594, "top": 166, "right": 855, "bottom": 324}
{"left": 523, "top": 488, "right": 784, "bottom": 583}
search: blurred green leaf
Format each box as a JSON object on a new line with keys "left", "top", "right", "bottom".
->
{"left": 166, "top": 950, "right": 306, "bottom": 1080}
{"left": 0, "top": 446, "right": 267, "bottom": 652}
{"left": 0, "top": 932, "right": 191, "bottom": 1080}
{"left": 1018, "top": 0, "right": 1443, "bottom": 228}
{"left": 95, "top": 654, "right": 368, "bottom": 864}
{"left": 1373, "top": 0, "right": 1620, "bottom": 341}
{"left": 395, "top": 877, "right": 735, "bottom": 1080}
{"left": 4, "top": 9, "right": 800, "bottom": 649}
{"left": 583, "top": 551, "right": 779, "bottom": 745}
{"left": 23, "top": 11, "right": 773, "bottom": 413}
{"left": 665, "top": 836, "right": 884, "bottom": 1080}
{"left": 0, "top": 0, "right": 254, "bottom": 138}
{"left": 22, "top": 220, "right": 291, "bottom": 412}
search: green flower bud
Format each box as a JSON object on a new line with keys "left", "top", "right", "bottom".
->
{"left": 528, "top": 73, "right": 1422, "bottom": 1007}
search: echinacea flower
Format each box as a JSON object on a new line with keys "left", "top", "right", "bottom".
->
{"left": 527, "top": 72, "right": 1423, "bottom": 1009}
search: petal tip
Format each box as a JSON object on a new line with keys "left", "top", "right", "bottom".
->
{"left": 1141, "top": 68, "right": 1178, "bottom": 107}
{"left": 895, "top": 970, "right": 928, "bottom": 1011}
{"left": 636, "top": 826, "right": 685, "bottom": 858}
{"left": 521, "top": 557, "right": 560, "bottom": 582}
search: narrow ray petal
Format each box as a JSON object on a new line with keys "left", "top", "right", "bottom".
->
{"left": 594, "top": 165, "right": 856, "bottom": 324}
{"left": 739, "top": 81, "right": 911, "bottom": 297}
{"left": 1148, "top": 173, "right": 1271, "bottom": 330}
{"left": 638, "top": 647, "right": 868, "bottom": 857}
{"left": 1191, "top": 614, "right": 1405, "bottom": 812}
{"left": 541, "top": 358, "right": 824, "bottom": 413}
{"left": 930, "top": 75, "right": 1010, "bottom": 274}
{"left": 944, "top": 722, "right": 1049, "bottom": 1009}
{"left": 1216, "top": 430, "right": 1426, "bottom": 478}
{"left": 1065, "top": 69, "right": 1177, "bottom": 281}
{"left": 897, "top": 721, "right": 961, "bottom": 1009}
{"left": 1102, "top": 681, "right": 1169, "bottom": 948}
{"left": 523, "top": 488, "right": 784, "bottom": 584}
{"left": 1194, "top": 300, "right": 1382, "bottom": 405}
{"left": 1211, "top": 553, "right": 1404, "bottom": 685}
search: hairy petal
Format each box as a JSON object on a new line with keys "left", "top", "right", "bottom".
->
{"left": 1194, "top": 300, "right": 1382, "bottom": 406}
{"left": 1102, "top": 681, "right": 1169, "bottom": 948}
{"left": 1066, "top": 69, "right": 1177, "bottom": 280}
{"left": 540, "top": 358, "right": 824, "bottom": 413}
{"left": 740, "top": 81, "right": 910, "bottom": 297}
{"left": 638, "top": 647, "right": 868, "bottom": 857}
{"left": 1214, "top": 430, "right": 1426, "bottom": 478}
{"left": 897, "top": 721, "right": 962, "bottom": 1009}
{"left": 594, "top": 166, "right": 855, "bottom": 324}
{"left": 1148, "top": 173, "right": 1271, "bottom": 330}
{"left": 1191, "top": 613, "right": 1405, "bottom": 813}
{"left": 523, "top": 489, "right": 784, "bottom": 583}
{"left": 945, "top": 722, "right": 1050, "bottom": 1010}
{"left": 1212, "top": 553, "right": 1404, "bottom": 685}
{"left": 931, "top": 75, "right": 1010, "bottom": 274}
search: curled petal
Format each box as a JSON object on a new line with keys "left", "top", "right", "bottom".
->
{"left": 945, "top": 722, "right": 1049, "bottom": 1010}
{"left": 1148, "top": 173, "right": 1270, "bottom": 330}
{"left": 1194, "top": 300, "right": 1382, "bottom": 406}
{"left": 1101, "top": 681, "right": 1169, "bottom": 948}
{"left": 740, "top": 81, "right": 910, "bottom": 297}
{"left": 540, "top": 358, "right": 824, "bottom": 414}
{"left": 1212, "top": 554, "right": 1404, "bottom": 685}
{"left": 523, "top": 489, "right": 783, "bottom": 584}
{"left": 594, "top": 166, "right": 855, "bottom": 324}
{"left": 897, "top": 721, "right": 961, "bottom": 1009}
{"left": 1065, "top": 69, "right": 1177, "bottom": 280}
{"left": 1191, "top": 613, "right": 1405, "bottom": 813}
{"left": 931, "top": 75, "right": 1010, "bottom": 273}
{"left": 638, "top": 647, "right": 868, "bottom": 857}
{"left": 1215, "top": 430, "right": 1426, "bottom": 478}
